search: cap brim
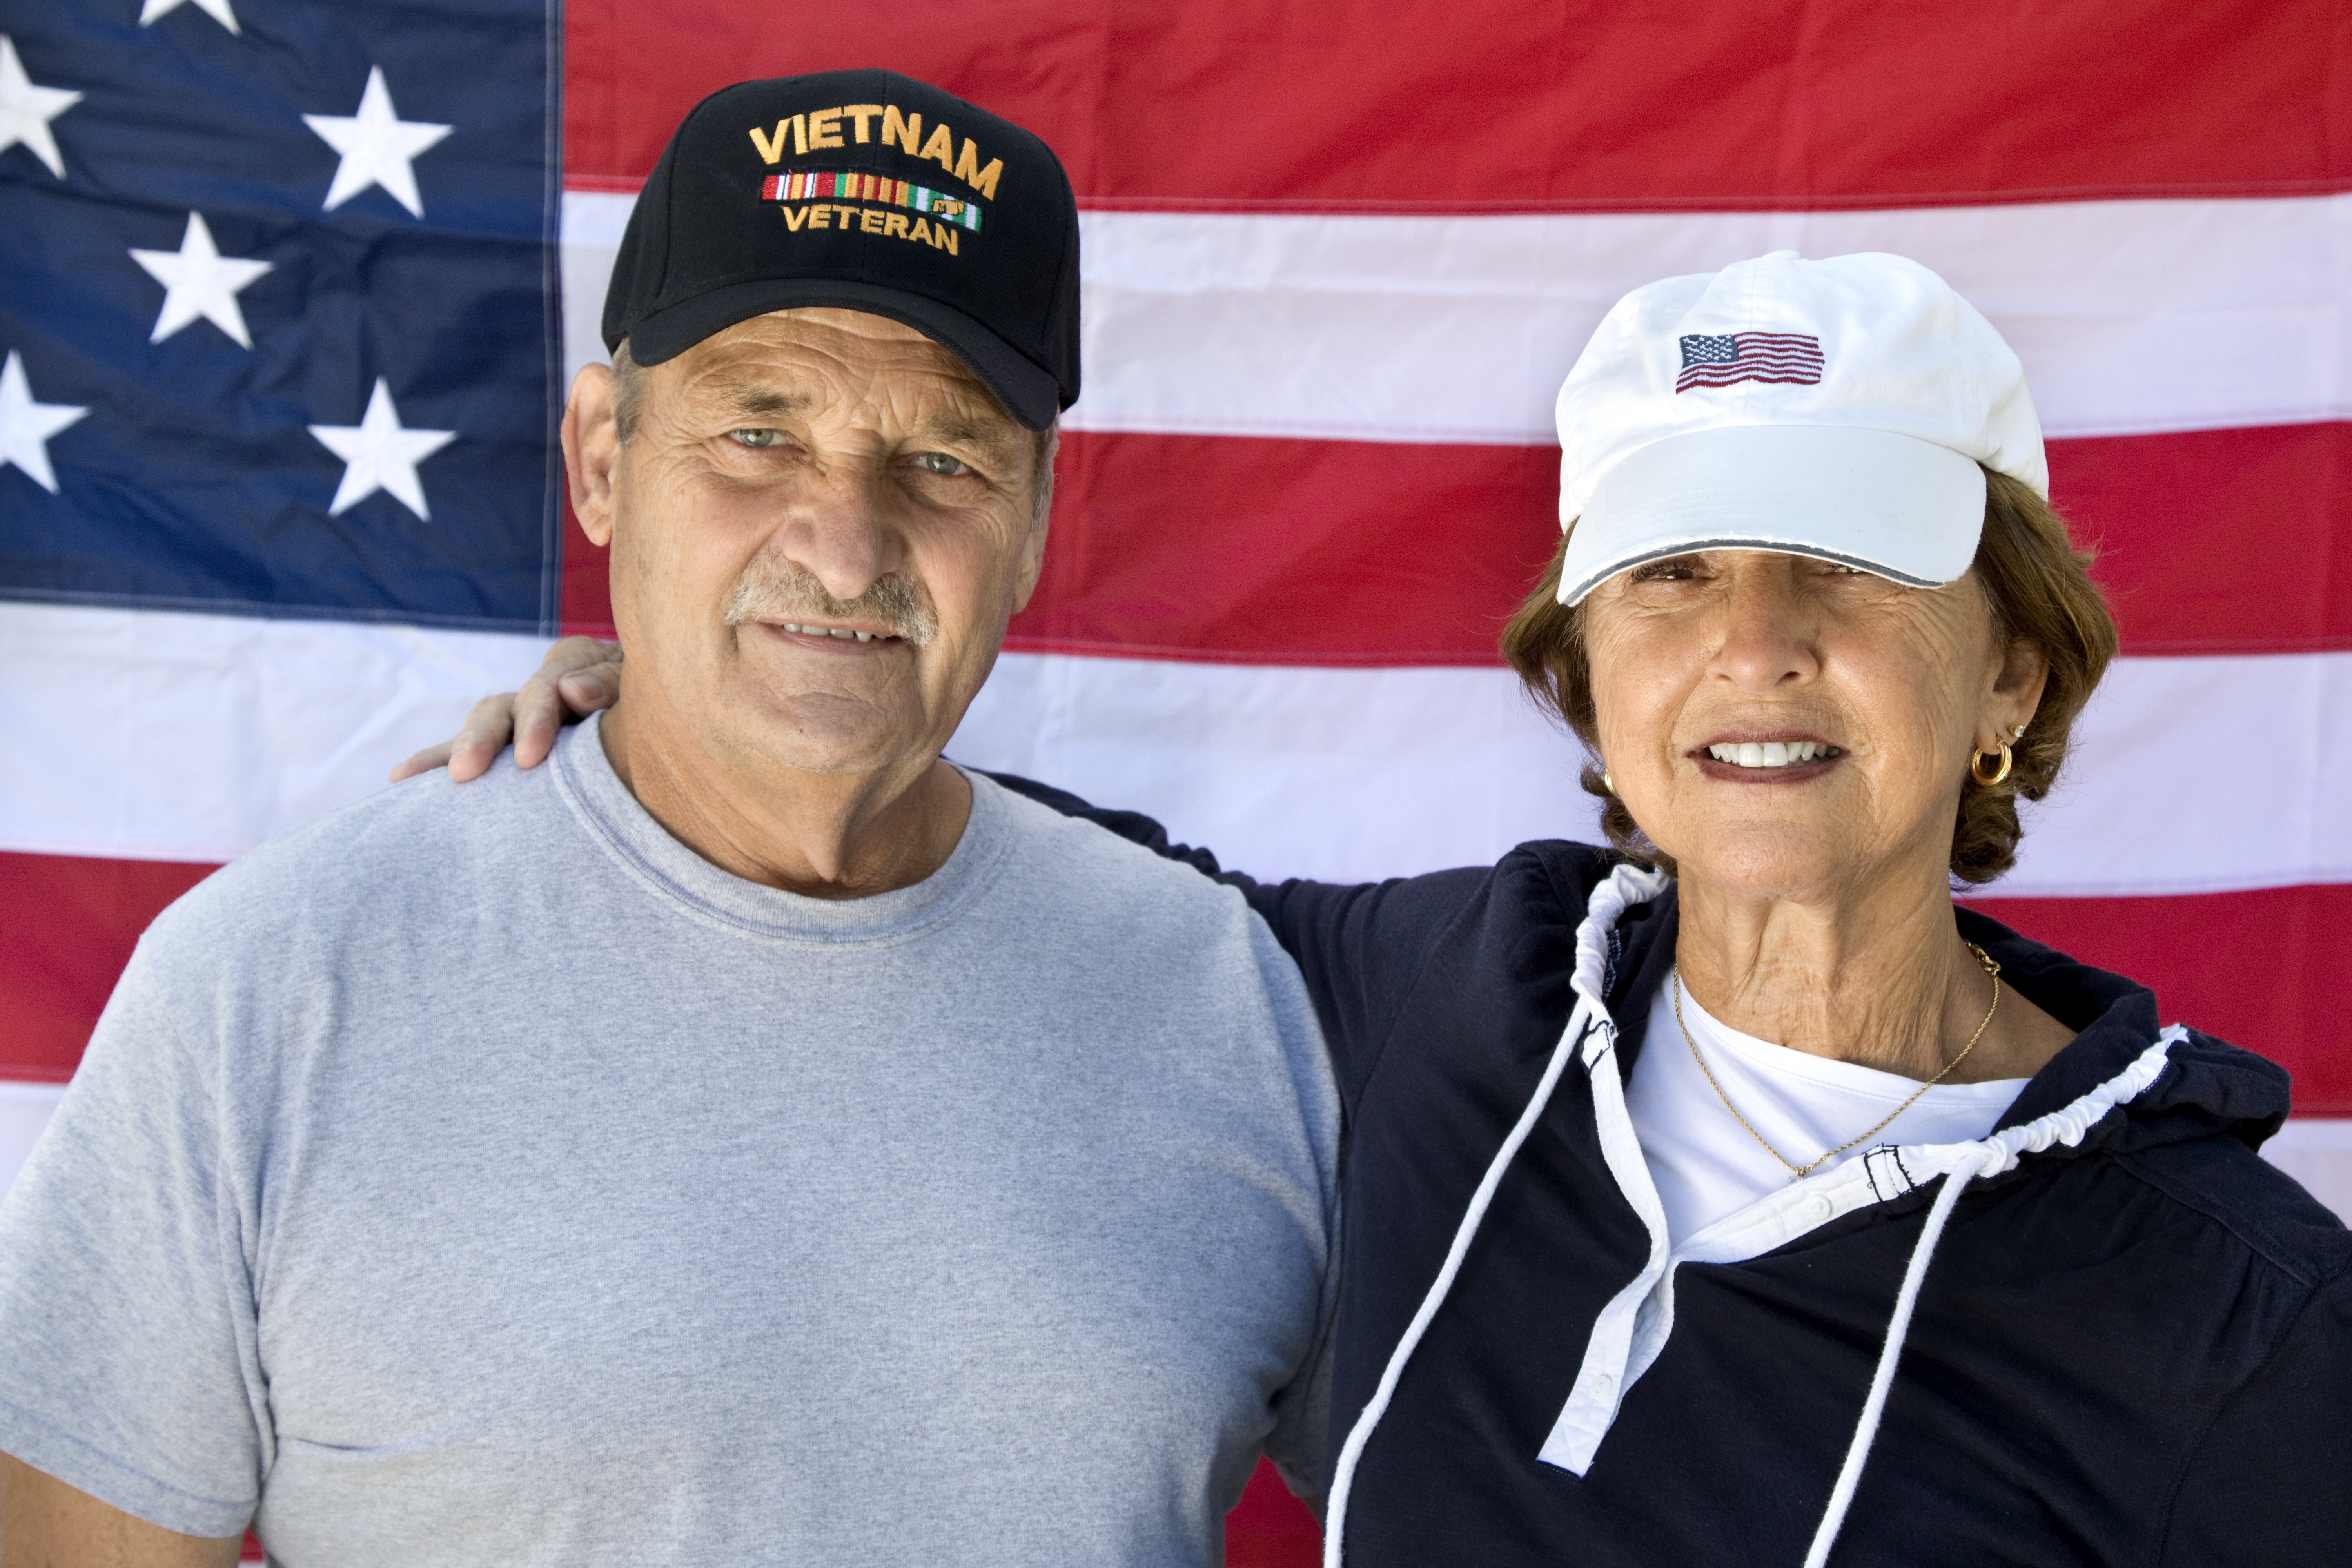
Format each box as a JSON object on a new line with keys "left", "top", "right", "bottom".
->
{"left": 620, "top": 278, "right": 1063, "bottom": 431}
{"left": 1557, "top": 424, "right": 1987, "bottom": 606}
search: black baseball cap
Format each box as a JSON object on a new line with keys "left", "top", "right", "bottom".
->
{"left": 602, "top": 69, "right": 1080, "bottom": 430}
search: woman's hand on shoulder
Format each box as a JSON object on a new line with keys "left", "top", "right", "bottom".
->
{"left": 388, "top": 635, "right": 622, "bottom": 784}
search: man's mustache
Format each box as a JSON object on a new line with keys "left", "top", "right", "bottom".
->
{"left": 722, "top": 556, "right": 939, "bottom": 648}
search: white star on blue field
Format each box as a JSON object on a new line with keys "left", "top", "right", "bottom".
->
{"left": 0, "top": 3, "right": 562, "bottom": 633}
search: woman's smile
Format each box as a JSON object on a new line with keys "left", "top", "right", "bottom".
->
{"left": 1691, "top": 734, "right": 1844, "bottom": 782}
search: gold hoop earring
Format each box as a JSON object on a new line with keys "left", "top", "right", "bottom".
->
{"left": 1970, "top": 740, "right": 2013, "bottom": 787}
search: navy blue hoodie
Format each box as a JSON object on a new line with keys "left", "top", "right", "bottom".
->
{"left": 996, "top": 779, "right": 2352, "bottom": 1567}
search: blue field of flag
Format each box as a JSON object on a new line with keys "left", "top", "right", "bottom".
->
{"left": 0, "top": 0, "right": 561, "bottom": 633}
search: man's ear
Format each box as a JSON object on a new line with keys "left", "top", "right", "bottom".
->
{"left": 1011, "top": 514, "right": 1051, "bottom": 615}
{"left": 1009, "top": 433, "right": 1056, "bottom": 614}
{"left": 563, "top": 363, "right": 620, "bottom": 548}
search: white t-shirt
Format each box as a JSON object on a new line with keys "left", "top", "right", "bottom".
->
{"left": 1628, "top": 972, "right": 2029, "bottom": 1250}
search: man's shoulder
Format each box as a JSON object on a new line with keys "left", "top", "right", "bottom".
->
{"left": 981, "top": 774, "right": 1258, "bottom": 930}
{"left": 975, "top": 776, "right": 1340, "bottom": 1123}
{"left": 145, "top": 751, "right": 570, "bottom": 963}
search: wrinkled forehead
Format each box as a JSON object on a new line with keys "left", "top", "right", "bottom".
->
{"left": 662, "top": 307, "right": 1013, "bottom": 430}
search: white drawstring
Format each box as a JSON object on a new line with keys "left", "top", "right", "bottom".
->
{"left": 1800, "top": 1141, "right": 2002, "bottom": 1568}
{"left": 1320, "top": 992, "right": 1599, "bottom": 1568}
{"left": 1801, "top": 1028, "right": 2182, "bottom": 1565}
{"left": 1321, "top": 862, "right": 1666, "bottom": 1567}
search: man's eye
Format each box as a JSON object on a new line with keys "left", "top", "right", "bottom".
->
{"left": 729, "top": 428, "right": 782, "bottom": 448}
{"left": 910, "top": 452, "right": 969, "bottom": 476}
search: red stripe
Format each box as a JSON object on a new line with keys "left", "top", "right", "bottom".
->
{"left": 1004, "top": 434, "right": 1560, "bottom": 666}
{"left": 10, "top": 850, "right": 2346, "bottom": 1114}
{"left": 0, "top": 850, "right": 217, "bottom": 1082}
{"left": 563, "top": 0, "right": 2351, "bottom": 208}
{"left": 1677, "top": 371, "right": 1822, "bottom": 388}
{"left": 562, "top": 424, "right": 2352, "bottom": 660}
{"left": 2045, "top": 420, "right": 2352, "bottom": 656}
{"left": 800, "top": 421, "right": 2337, "bottom": 667}
{"left": 561, "top": 506, "right": 608, "bottom": 637}
{"left": 1227, "top": 1459, "right": 1319, "bottom": 1565}
{"left": 1965, "top": 883, "right": 2352, "bottom": 1116}
{"left": 561, "top": 423, "right": 2352, "bottom": 662}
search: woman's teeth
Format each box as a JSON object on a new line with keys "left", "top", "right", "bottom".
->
{"left": 1707, "top": 741, "right": 1838, "bottom": 768}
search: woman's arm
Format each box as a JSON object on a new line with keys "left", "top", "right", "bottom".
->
{"left": 2158, "top": 1270, "right": 2352, "bottom": 1565}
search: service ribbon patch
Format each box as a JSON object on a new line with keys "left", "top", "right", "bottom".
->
{"left": 761, "top": 171, "right": 983, "bottom": 232}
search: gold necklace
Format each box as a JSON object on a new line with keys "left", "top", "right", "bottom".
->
{"left": 1671, "top": 943, "right": 2003, "bottom": 1180}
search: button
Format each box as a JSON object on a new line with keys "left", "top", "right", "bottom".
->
{"left": 1807, "top": 1194, "right": 1834, "bottom": 1221}
{"left": 1589, "top": 1372, "right": 1616, "bottom": 1399}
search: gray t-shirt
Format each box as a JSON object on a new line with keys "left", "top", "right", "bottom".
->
{"left": 0, "top": 716, "right": 1340, "bottom": 1566}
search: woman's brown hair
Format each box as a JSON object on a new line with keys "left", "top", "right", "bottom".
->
{"left": 1501, "top": 468, "right": 2119, "bottom": 885}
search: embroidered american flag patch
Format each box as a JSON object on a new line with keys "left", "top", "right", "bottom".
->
{"left": 1675, "top": 332, "right": 1825, "bottom": 392}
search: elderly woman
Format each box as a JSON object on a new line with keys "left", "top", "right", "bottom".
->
{"left": 433, "top": 252, "right": 2350, "bottom": 1564}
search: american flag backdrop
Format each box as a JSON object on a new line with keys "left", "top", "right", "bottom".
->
{"left": 2, "top": 2, "right": 2348, "bottom": 1561}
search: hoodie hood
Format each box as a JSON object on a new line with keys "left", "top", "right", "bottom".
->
{"left": 1962, "top": 906, "right": 2292, "bottom": 1157}
{"left": 1592, "top": 884, "right": 2293, "bottom": 1167}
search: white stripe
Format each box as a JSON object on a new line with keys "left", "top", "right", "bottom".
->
{"left": 949, "top": 649, "right": 2352, "bottom": 897}
{"left": 0, "top": 1081, "right": 67, "bottom": 1203}
{"left": 564, "top": 190, "right": 2352, "bottom": 445}
{"left": 2001, "top": 649, "right": 2352, "bottom": 898}
{"left": 1070, "top": 196, "right": 2352, "bottom": 444}
{"left": 5, "top": 606, "right": 2344, "bottom": 895}
{"left": 559, "top": 194, "right": 625, "bottom": 396}
{"left": 2263, "top": 1118, "right": 2352, "bottom": 1225}
{"left": 0, "top": 603, "right": 549, "bottom": 863}
{"left": 949, "top": 652, "right": 1605, "bottom": 882}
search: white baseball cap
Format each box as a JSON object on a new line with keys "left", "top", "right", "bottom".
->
{"left": 1553, "top": 251, "right": 2047, "bottom": 606}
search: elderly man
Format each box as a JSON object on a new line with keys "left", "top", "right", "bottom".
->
{"left": 0, "top": 71, "right": 1338, "bottom": 1566}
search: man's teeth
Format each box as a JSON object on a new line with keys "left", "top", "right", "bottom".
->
{"left": 1707, "top": 740, "right": 1837, "bottom": 768}
{"left": 782, "top": 623, "right": 877, "bottom": 642}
